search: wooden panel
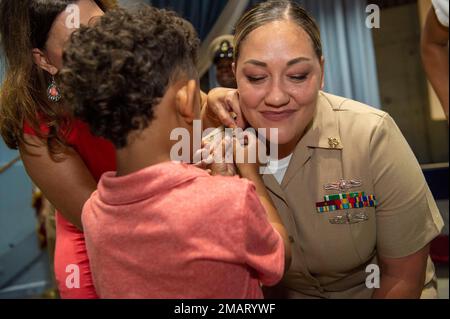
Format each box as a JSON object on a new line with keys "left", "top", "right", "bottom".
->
{"left": 372, "top": 3, "right": 449, "bottom": 163}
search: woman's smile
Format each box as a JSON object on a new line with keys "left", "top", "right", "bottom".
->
{"left": 260, "top": 109, "right": 297, "bottom": 121}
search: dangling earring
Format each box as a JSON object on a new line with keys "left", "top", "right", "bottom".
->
{"left": 47, "top": 76, "right": 61, "bottom": 102}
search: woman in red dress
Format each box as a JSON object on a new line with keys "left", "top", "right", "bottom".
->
{"left": 0, "top": 0, "right": 118, "bottom": 299}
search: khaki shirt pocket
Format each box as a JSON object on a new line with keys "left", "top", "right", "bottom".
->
{"left": 324, "top": 206, "right": 377, "bottom": 265}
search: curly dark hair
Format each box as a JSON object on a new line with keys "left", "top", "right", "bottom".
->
{"left": 60, "top": 6, "right": 200, "bottom": 149}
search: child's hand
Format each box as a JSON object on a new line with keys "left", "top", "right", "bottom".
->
{"left": 196, "top": 128, "right": 267, "bottom": 178}
{"left": 194, "top": 137, "right": 237, "bottom": 177}
{"left": 209, "top": 162, "right": 237, "bottom": 177}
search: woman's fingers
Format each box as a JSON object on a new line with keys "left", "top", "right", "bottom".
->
{"left": 206, "top": 88, "right": 246, "bottom": 129}
{"left": 224, "top": 90, "right": 246, "bottom": 129}
{"left": 212, "top": 103, "right": 237, "bottom": 128}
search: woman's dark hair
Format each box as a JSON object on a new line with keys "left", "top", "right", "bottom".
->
{"left": 0, "top": 0, "right": 117, "bottom": 155}
{"left": 60, "top": 6, "right": 200, "bottom": 149}
{"left": 234, "top": 0, "right": 322, "bottom": 63}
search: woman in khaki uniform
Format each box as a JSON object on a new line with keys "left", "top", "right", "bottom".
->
{"left": 205, "top": 0, "right": 444, "bottom": 298}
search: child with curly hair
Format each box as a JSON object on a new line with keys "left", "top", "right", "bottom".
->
{"left": 60, "top": 6, "right": 291, "bottom": 299}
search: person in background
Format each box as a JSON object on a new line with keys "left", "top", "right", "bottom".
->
{"left": 208, "top": 35, "right": 237, "bottom": 89}
{"left": 60, "top": 6, "right": 291, "bottom": 298}
{"left": 421, "top": 0, "right": 449, "bottom": 120}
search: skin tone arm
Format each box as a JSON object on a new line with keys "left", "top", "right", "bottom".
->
{"left": 421, "top": 7, "right": 449, "bottom": 120}
{"left": 238, "top": 164, "right": 292, "bottom": 273}
{"left": 373, "top": 244, "right": 430, "bottom": 299}
{"left": 20, "top": 134, "right": 97, "bottom": 230}
{"left": 233, "top": 137, "right": 292, "bottom": 272}
{"left": 202, "top": 88, "right": 244, "bottom": 129}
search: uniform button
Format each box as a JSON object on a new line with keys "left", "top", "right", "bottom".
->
{"left": 289, "top": 236, "right": 295, "bottom": 243}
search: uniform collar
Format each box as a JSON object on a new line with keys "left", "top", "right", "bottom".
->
{"left": 299, "top": 91, "right": 344, "bottom": 150}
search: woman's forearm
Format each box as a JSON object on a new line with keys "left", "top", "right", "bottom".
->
{"left": 373, "top": 246, "right": 429, "bottom": 299}
{"left": 372, "top": 274, "right": 424, "bottom": 299}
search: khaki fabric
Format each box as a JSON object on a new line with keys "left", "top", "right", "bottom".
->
{"left": 263, "top": 92, "right": 444, "bottom": 299}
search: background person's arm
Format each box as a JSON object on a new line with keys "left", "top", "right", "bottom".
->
{"left": 373, "top": 245, "right": 430, "bottom": 299}
{"left": 421, "top": 7, "right": 449, "bottom": 120}
{"left": 20, "top": 134, "right": 97, "bottom": 230}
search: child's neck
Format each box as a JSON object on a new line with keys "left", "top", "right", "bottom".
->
{"left": 115, "top": 127, "right": 172, "bottom": 177}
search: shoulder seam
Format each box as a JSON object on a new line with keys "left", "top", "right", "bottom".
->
{"left": 340, "top": 99, "right": 387, "bottom": 117}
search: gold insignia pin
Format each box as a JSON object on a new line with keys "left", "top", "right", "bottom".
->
{"left": 328, "top": 137, "right": 340, "bottom": 148}
{"left": 221, "top": 42, "right": 229, "bottom": 51}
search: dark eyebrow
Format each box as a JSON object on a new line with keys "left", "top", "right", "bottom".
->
{"left": 287, "top": 57, "right": 311, "bottom": 66}
{"left": 244, "top": 57, "right": 311, "bottom": 67}
{"left": 244, "top": 60, "right": 267, "bottom": 67}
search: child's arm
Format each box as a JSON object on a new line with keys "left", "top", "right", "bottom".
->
{"left": 234, "top": 139, "right": 292, "bottom": 272}
{"left": 238, "top": 164, "right": 291, "bottom": 272}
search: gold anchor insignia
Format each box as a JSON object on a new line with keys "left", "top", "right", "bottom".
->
{"left": 328, "top": 137, "right": 340, "bottom": 149}
{"left": 221, "top": 42, "right": 229, "bottom": 52}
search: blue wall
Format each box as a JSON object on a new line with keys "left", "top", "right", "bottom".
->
{"left": 0, "top": 45, "right": 44, "bottom": 295}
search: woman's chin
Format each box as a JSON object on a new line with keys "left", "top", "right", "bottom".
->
{"left": 265, "top": 130, "right": 296, "bottom": 146}
{"left": 245, "top": 118, "right": 299, "bottom": 144}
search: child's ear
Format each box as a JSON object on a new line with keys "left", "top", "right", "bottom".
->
{"left": 32, "top": 48, "right": 58, "bottom": 75}
{"left": 175, "top": 79, "right": 199, "bottom": 125}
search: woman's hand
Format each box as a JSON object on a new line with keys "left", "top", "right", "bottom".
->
{"left": 202, "top": 88, "right": 246, "bottom": 129}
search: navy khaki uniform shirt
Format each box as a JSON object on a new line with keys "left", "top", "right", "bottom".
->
{"left": 263, "top": 92, "right": 444, "bottom": 299}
